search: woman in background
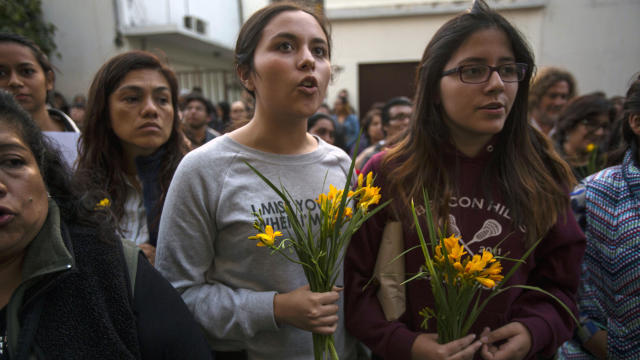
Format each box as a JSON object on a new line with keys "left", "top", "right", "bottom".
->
{"left": 0, "top": 33, "right": 78, "bottom": 133}
{"left": 307, "top": 112, "right": 337, "bottom": 145}
{"left": 553, "top": 93, "right": 613, "bottom": 181}
{"left": 75, "top": 51, "right": 186, "bottom": 265}
{"left": 0, "top": 89, "right": 210, "bottom": 359}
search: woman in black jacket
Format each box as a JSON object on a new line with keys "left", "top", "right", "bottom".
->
{"left": 0, "top": 89, "right": 211, "bottom": 359}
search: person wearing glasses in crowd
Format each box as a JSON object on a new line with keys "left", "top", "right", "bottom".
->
{"left": 344, "top": 1, "right": 584, "bottom": 359}
{"left": 552, "top": 93, "right": 613, "bottom": 181}
{"left": 354, "top": 97, "right": 412, "bottom": 170}
{"left": 528, "top": 67, "right": 577, "bottom": 136}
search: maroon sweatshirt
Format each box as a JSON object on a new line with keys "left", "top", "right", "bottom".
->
{"left": 344, "top": 144, "right": 585, "bottom": 360}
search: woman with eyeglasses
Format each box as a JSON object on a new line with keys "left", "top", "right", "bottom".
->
{"left": 553, "top": 93, "right": 613, "bottom": 181}
{"left": 344, "top": 1, "right": 584, "bottom": 359}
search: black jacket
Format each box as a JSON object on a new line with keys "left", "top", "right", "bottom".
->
{"left": 6, "top": 200, "right": 211, "bottom": 359}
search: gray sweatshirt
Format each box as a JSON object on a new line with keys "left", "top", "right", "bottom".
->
{"left": 156, "top": 135, "right": 357, "bottom": 360}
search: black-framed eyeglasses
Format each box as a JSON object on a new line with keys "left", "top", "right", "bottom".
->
{"left": 441, "top": 63, "right": 528, "bottom": 84}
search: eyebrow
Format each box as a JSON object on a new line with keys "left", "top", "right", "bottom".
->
{"left": 0, "top": 143, "right": 29, "bottom": 152}
{"left": 0, "top": 62, "right": 37, "bottom": 68}
{"left": 457, "top": 56, "right": 516, "bottom": 64}
{"left": 115, "top": 85, "right": 170, "bottom": 93}
{"left": 272, "top": 32, "right": 328, "bottom": 46}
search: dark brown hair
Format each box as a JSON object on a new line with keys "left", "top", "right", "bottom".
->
{"left": 234, "top": 2, "right": 331, "bottom": 98}
{"left": 383, "top": 0, "right": 574, "bottom": 245}
{"left": 75, "top": 51, "right": 186, "bottom": 227}
{"left": 606, "top": 79, "right": 640, "bottom": 165}
{"left": 553, "top": 93, "right": 613, "bottom": 146}
{"left": 529, "top": 66, "right": 577, "bottom": 110}
{"left": 0, "top": 89, "right": 118, "bottom": 242}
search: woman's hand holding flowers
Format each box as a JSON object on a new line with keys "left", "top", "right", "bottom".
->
{"left": 480, "top": 322, "right": 531, "bottom": 360}
{"left": 274, "top": 285, "right": 341, "bottom": 335}
{"left": 411, "top": 333, "right": 483, "bottom": 360}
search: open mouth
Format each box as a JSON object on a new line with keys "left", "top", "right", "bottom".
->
{"left": 300, "top": 77, "right": 318, "bottom": 89}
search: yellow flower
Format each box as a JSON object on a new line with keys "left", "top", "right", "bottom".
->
{"left": 586, "top": 143, "right": 595, "bottom": 152}
{"left": 357, "top": 172, "right": 364, "bottom": 188}
{"left": 434, "top": 245, "right": 445, "bottom": 263}
{"left": 482, "top": 261, "right": 504, "bottom": 283}
{"left": 366, "top": 171, "right": 374, "bottom": 187}
{"left": 94, "top": 198, "right": 110, "bottom": 210}
{"left": 464, "top": 254, "right": 486, "bottom": 274}
{"left": 248, "top": 225, "right": 283, "bottom": 247}
{"left": 480, "top": 250, "right": 496, "bottom": 264}
{"left": 358, "top": 185, "right": 381, "bottom": 211}
{"left": 453, "top": 261, "right": 464, "bottom": 272}
{"left": 442, "top": 235, "right": 466, "bottom": 262}
{"left": 327, "top": 184, "right": 339, "bottom": 201}
{"left": 475, "top": 277, "right": 496, "bottom": 288}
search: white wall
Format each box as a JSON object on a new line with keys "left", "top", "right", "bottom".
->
{"left": 241, "top": 0, "right": 269, "bottom": 23}
{"left": 41, "top": 0, "right": 246, "bottom": 101}
{"left": 537, "top": 0, "right": 640, "bottom": 97}
{"left": 41, "top": 0, "right": 124, "bottom": 100}
{"left": 118, "top": 0, "right": 241, "bottom": 48}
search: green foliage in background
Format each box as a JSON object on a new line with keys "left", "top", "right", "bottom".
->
{"left": 0, "top": 0, "right": 58, "bottom": 57}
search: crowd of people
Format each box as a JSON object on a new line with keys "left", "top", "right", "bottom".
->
{"left": 0, "top": 0, "right": 638, "bottom": 359}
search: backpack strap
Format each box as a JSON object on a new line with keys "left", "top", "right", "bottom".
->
{"left": 120, "top": 239, "right": 141, "bottom": 297}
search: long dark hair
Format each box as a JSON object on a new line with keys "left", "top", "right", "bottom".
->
{"left": 75, "top": 51, "right": 186, "bottom": 225}
{"left": 606, "top": 79, "right": 640, "bottom": 165}
{"left": 383, "top": 0, "right": 574, "bottom": 245}
{"left": 553, "top": 93, "right": 613, "bottom": 146}
{"left": 0, "top": 90, "right": 117, "bottom": 241}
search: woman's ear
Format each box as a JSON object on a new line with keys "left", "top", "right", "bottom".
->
{"left": 236, "top": 65, "right": 255, "bottom": 92}
{"left": 628, "top": 113, "right": 640, "bottom": 136}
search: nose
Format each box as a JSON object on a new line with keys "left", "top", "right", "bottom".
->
{"left": 298, "top": 47, "right": 316, "bottom": 71}
{"left": 594, "top": 126, "right": 605, "bottom": 137}
{"left": 141, "top": 95, "right": 158, "bottom": 118}
{"left": 7, "top": 71, "right": 24, "bottom": 88}
{"left": 553, "top": 97, "right": 567, "bottom": 107}
{"left": 484, "top": 70, "right": 505, "bottom": 93}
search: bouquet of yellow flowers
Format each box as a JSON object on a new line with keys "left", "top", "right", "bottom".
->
{"left": 246, "top": 156, "right": 389, "bottom": 360}
{"left": 407, "top": 189, "right": 577, "bottom": 343}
